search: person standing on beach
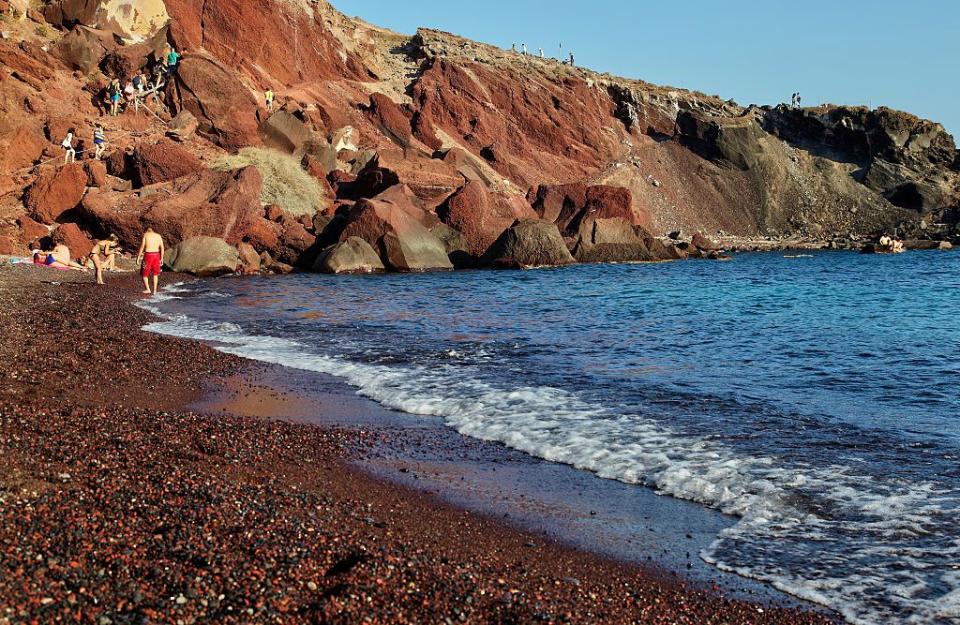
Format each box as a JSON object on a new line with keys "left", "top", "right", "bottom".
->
{"left": 136, "top": 228, "right": 165, "bottom": 295}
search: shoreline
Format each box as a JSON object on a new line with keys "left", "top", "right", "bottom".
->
{"left": 0, "top": 264, "right": 841, "bottom": 624}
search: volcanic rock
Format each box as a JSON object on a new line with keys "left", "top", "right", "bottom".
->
{"left": 340, "top": 198, "right": 453, "bottom": 272}
{"left": 164, "top": 236, "right": 239, "bottom": 276}
{"left": 79, "top": 166, "right": 263, "bottom": 248}
{"left": 172, "top": 55, "right": 260, "bottom": 151}
{"left": 313, "top": 237, "right": 385, "bottom": 274}
{"left": 439, "top": 180, "right": 535, "bottom": 257}
{"left": 692, "top": 232, "right": 722, "bottom": 251}
{"left": 26, "top": 163, "right": 88, "bottom": 224}
{"left": 572, "top": 217, "right": 657, "bottom": 264}
{"left": 260, "top": 111, "right": 314, "bottom": 155}
{"left": 50, "top": 26, "right": 116, "bottom": 73}
{"left": 0, "top": 126, "right": 46, "bottom": 173}
{"left": 45, "top": 0, "right": 170, "bottom": 42}
{"left": 482, "top": 219, "right": 576, "bottom": 268}
{"left": 166, "top": 110, "right": 199, "bottom": 142}
{"left": 365, "top": 92, "right": 412, "bottom": 148}
{"left": 51, "top": 222, "right": 95, "bottom": 257}
{"left": 16, "top": 216, "right": 49, "bottom": 247}
{"left": 237, "top": 241, "right": 261, "bottom": 274}
{"left": 131, "top": 139, "right": 204, "bottom": 186}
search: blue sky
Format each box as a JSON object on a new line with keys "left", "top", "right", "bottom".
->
{"left": 335, "top": 0, "right": 960, "bottom": 138}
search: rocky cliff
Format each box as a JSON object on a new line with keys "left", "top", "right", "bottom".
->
{"left": 1, "top": 0, "right": 957, "bottom": 272}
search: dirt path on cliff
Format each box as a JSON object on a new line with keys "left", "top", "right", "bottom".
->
{"left": 0, "top": 265, "right": 840, "bottom": 625}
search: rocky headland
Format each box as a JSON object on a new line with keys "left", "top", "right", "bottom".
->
{"left": 0, "top": 0, "right": 957, "bottom": 274}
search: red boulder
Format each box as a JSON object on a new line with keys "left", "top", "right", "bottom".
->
{"left": 26, "top": 163, "right": 88, "bottom": 224}
{"left": 51, "top": 223, "right": 95, "bottom": 258}
{"left": 131, "top": 139, "right": 204, "bottom": 186}
{"left": 366, "top": 93, "right": 413, "bottom": 147}
{"left": 172, "top": 55, "right": 261, "bottom": 151}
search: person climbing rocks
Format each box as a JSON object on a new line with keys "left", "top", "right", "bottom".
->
{"left": 93, "top": 124, "right": 106, "bottom": 160}
{"left": 265, "top": 87, "right": 275, "bottom": 113}
{"left": 136, "top": 227, "right": 165, "bottom": 295}
{"left": 61, "top": 128, "right": 75, "bottom": 164}
{"left": 149, "top": 64, "right": 166, "bottom": 107}
{"left": 109, "top": 78, "right": 122, "bottom": 116}
{"left": 166, "top": 47, "right": 180, "bottom": 76}
{"left": 124, "top": 79, "right": 139, "bottom": 114}
{"left": 132, "top": 69, "right": 144, "bottom": 94}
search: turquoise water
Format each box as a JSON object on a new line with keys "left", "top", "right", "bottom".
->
{"left": 143, "top": 250, "right": 960, "bottom": 625}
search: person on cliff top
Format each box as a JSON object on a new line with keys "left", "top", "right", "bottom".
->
{"left": 569, "top": 52, "right": 575, "bottom": 67}
{"left": 61, "top": 129, "right": 76, "bottom": 164}
{"left": 87, "top": 235, "right": 121, "bottom": 285}
{"left": 539, "top": 48, "right": 544, "bottom": 58}
{"left": 166, "top": 47, "right": 180, "bottom": 76}
{"left": 93, "top": 124, "right": 106, "bottom": 160}
{"left": 522, "top": 43, "right": 527, "bottom": 55}
{"left": 136, "top": 227, "right": 165, "bottom": 295}
{"left": 265, "top": 87, "right": 275, "bottom": 113}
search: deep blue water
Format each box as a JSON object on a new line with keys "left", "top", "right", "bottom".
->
{"left": 142, "top": 250, "right": 960, "bottom": 625}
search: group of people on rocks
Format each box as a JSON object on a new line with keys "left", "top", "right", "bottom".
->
{"left": 791, "top": 92, "right": 803, "bottom": 109}
{"left": 878, "top": 234, "right": 905, "bottom": 254}
{"left": 60, "top": 123, "right": 107, "bottom": 164}
{"left": 29, "top": 229, "right": 166, "bottom": 294}
{"left": 103, "top": 46, "right": 179, "bottom": 117}
{"left": 511, "top": 42, "right": 575, "bottom": 66}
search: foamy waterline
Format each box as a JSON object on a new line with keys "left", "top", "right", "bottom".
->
{"left": 137, "top": 288, "right": 960, "bottom": 625}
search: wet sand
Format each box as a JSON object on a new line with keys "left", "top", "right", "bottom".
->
{"left": 0, "top": 264, "right": 841, "bottom": 624}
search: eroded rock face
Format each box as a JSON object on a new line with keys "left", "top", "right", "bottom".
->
{"left": 45, "top": 0, "right": 170, "bottom": 42}
{"left": 313, "top": 236, "right": 385, "bottom": 274}
{"left": 164, "top": 236, "right": 239, "bottom": 276}
{"left": 26, "top": 163, "right": 88, "bottom": 224}
{"left": 340, "top": 197, "right": 453, "bottom": 272}
{"left": 482, "top": 219, "right": 576, "bottom": 268}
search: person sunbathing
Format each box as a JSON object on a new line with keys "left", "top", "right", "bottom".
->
{"left": 32, "top": 250, "right": 87, "bottom": 271}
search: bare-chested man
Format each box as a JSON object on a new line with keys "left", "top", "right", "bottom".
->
{"left": 136, "top": 227, "right": 165, "bottom": 295}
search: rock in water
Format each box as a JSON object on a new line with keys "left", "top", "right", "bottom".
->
{"left": 164, "top": 236, "right": 239, "bottom": 277}
{"left": 313, "top": 237, "right": 385, "bottom": 274}
{"left": 572, "top": 218, "right": 657, "bottom": 263}
{"left": 482, "top": 219, "right": 576, "bottom": 268}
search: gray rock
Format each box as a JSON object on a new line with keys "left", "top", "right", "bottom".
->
{"left": 313, "top": 237, "right": 385, "bottom": 274}
{"left": 572, "top": 217, "right": 657, "bottom": 264}
{"left": 482, "top": 219, "right": 576, "bottom": 268}
{"left": 164, "top": 236, "right": 239, "bottom": 277}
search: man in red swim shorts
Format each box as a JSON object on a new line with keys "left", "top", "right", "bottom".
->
{"left": 136, "top": 227, "right": 165, "bottom": 295}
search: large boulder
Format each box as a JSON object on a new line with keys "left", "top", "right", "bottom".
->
{"left": 0, "top": 126, "right": 46, "bottom": 173}
{"left": 439, "top": 180, "right": 536, "bottom": 257}
{"left": 26, "top": 163, "right": 88, "bottom": 224}
{"left": 340, "top": 197, "right": 453, "bottom": 272}
{"left": 430, "top": 222, "right": 474, "bottom": 269}
{"left": 79, "top": 166, "right": 263, "bottom": 248}
{"left": 350, "top": 149, "right": 461, "bottom": 209}
{"left": 50, "top": 26, "right": 115, "bottom": 73}
{"left": 164, "top": 236, "right": 239, "bottom": 277}
{"left": 365, "top": 93, "right": 412, "bottom": 147}
{"left": 482, "top": 219, "right": 576, "bottom": 268}
{"left": 312, "top": 237, "right": 385, "bottom": 274}
{"left": 16, "top": 216, "right": 50, "bottom": 247}
{"left": 529, "top": 183, "right": 635, "bottom": 235}
{"left": 131, "top": 139, "right": 204, "bottom": 186}
{"left": 273, "top": 217, "right": 317, "bottom": 267}
{"left": 172, "top": 55, "right": 261, "bottom": 151}
{"left": 571, "top": 218, "right": 656, "bottom": 264}
{"left": 259, "top": 111, "right": 314, "bottom": 155}
{"left": 166, "top": 110, "right": 199, "bottom": 143}
{"left": 51, "top": 223, "right": 95, "bottom": 258}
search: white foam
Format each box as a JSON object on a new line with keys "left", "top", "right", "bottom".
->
{"left": 139, "top": 290, "right": 960, "bottom": 625}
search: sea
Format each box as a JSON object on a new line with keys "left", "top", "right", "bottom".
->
{"left": 139, "top": 250, "right": 960, "bottom": 625}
